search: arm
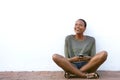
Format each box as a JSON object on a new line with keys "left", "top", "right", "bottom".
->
{"left": 68, "top": 56, "right": 91, "bottom": 62}
{"left": 90, "top": 38, "right": 96, "bottom": 57}
{"left": 81, "top": 38, "right": 96, "bottom": 61}
{"left": 64, "top": 37, "right": 69, "bottom": 58}
{"left": 68, "top": 56, "right": 80, "bottom": 62}
{"left": 64, "top": 37, "right": 80, "bottom": 62}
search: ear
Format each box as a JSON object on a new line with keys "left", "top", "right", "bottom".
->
{"left": 74, "top": 27, "right": 76, "bottom": 30}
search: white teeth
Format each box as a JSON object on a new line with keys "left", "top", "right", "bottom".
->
{"left": 76, "top": 29, "right": 79, "bottom": 30}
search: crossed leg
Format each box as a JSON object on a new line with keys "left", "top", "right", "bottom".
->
{"left": 80, "top": 51, "right": 108, "bottom": 73}
{"left": 52, "top": 51, "right": 107, "bottom": 78}
{"left": 52, "top": 54, "right": 86, "bottom": 78}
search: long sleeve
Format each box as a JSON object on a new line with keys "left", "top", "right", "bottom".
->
{"left": 90, "top": 38, "right": 96, "bottom": 57}
{"left": 64, "top": 37, "right": 69, "bottom": 58}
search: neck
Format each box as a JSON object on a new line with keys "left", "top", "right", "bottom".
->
{"left": 75, "top": 33, "right": 85, "bottom": 40}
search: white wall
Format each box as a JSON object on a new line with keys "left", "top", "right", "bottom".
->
{"left": 0, "top": 0, "right": 120, "bottom": 71}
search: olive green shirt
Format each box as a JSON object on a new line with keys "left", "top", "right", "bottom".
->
{"left": 64, "top": 35, "right": 96, "bottom": 58}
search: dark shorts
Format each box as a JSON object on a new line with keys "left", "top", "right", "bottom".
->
{"left": 72, "top": 61, "right": 87, "bottom": 69}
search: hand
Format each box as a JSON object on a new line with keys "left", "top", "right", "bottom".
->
{"left": 68, "top": 56, "right": 80, "bottom": 62}
{"left": 79, "top": 56, "right": 91, "bottom": 61}
{"left": 68, "top": 56, "right": 91, "bottom": 62}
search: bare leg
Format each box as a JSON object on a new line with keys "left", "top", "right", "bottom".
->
{"left": 52, "top": 54, "right": 86, "bottom": 78}
{"left": 80, "top": 51, "right": 108, "bottom": 73}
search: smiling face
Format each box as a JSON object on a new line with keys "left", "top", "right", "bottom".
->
{"left": 74, "top": 19, "right": 86, "bottom": 34}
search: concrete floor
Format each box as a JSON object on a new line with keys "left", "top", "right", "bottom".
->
{"left": 0, "top": 71, "right": 120, "bottom": 80}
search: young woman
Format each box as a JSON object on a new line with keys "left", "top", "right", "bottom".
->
{"left": 52, "top": 19, "right": 107, "bottom": 79}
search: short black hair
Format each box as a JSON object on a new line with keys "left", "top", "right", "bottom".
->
{"left": 78, "top": 19, "right": 87, "bottom": 28}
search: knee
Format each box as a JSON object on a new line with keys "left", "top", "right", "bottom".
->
{"left": 52, "top": 53, "right": 60, "bottom": 61}
{"left": 52, "top": 53, "right": 59, "bottom": 61}
{"left": 99, "top": 51, "right": 108, "bottom": 60}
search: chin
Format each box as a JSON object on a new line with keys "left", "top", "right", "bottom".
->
{"left": 76, "top": 31, "right": 81, "bottom": 34}
{"left": 76, "top": 33, "right": 82, "bottom": 34}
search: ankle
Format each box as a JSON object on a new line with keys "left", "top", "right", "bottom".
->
{"left": 81, "top": 73, "right": 87, "bottom": 78}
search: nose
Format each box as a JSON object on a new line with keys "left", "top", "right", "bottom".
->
{"left": 76, "top": 25, "right": 82, "bottom": 29}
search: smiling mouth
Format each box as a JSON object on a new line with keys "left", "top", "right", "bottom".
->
{"left": 76, "top": 29, "right": 80, "bottom": 31}
{"left": 76, "top": 30, "right": 81, "bottom": 33}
